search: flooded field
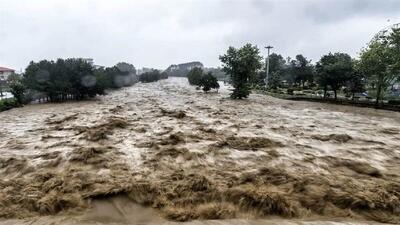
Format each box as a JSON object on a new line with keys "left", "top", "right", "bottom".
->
{"left": 0, "top": 77, "right": 399, "bottom": 224}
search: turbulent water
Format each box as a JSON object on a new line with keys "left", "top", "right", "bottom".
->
{"left": 0, "top": 78, "right": 399, "bottom": 225}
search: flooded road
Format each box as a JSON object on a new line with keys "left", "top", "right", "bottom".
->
{"left": 0, "top": 77, "right": 399, "bottom": 224}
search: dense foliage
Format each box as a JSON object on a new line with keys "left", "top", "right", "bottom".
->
{"left": 0, "top": 98, "right": 19, "bottom": 112}
{"left": 220, "top": 43, "right": 263, "bottom": 99}
{"left": 187, "top": 67, "right": 203, "bottom": 86}
{"left": 199, "top": 72, "right": 220, "bottom": 92}
{"left": 290, "top": 55, "right": 314, "bottom": 87}
{"left": 139, "top": 70, "right": 168, "bottom": 83}
{"left": 22, "top": 59, "right": 137, "bottom": 102}
{"left": 0, "top": 74, "right": 24, "bottom": 111}
{"left": 187, "top": 68, "right": 219, "bottom": 92}
{"left": 9, "top": 78, "right": 25, "bottom": 105}
{"left": 315, "top": 53, "right": 353, "bottom": 99}
{"left": 24, "top": 59, "right": 98, "bottom": 101}
{"left": 345, "top": 63, "right": 366, "bottom": 99}
{"left": 359, "top": 27, "right": 400, "bottom": 104}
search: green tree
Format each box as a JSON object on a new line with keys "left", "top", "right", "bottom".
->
{"left": 220, "top": 44, "right": 263, "bottom": 99}
{"left": 116, "top": 62, "right": 136, "bottom": 75}
{"left": 265, "top": 53, "right": 286, "bottom": 87}
{"left": 292, "top": 54, "right": 314, "bottom": 88}
{"left": 268, "top": 53, "right": 286, "bottom": 75}
{"left": 187, "top": 67, "right": 203, "bottom": 86}
{"left": 359, "top": 27, "right": 400, "bottom": 104}
{"left": 160, "top": 71, "right": 168, "bottom": 79}
{"left": 116, "top": 62, "right": 138, "bottom": 85}
{"left": 199, "top": 72, "right": 220, "bottom": 92}
{"left": 268, "top": 71, "right": 281, "bottom": 90}
{"left": 316, "top": 53, "right": 353, "bottom": 99}
{"left": 23, "top": 58, "right": 106, "bottom": 102}
{"left": 24, "top": 60, "right": 53, "bottom": 98}
{"left": 139, "top": 70, "right": 161, "bottom": 83}
{"left": 346, "top": 61, "right": 366, "bottom": 100}
{"left": 8, "top": 76, "right": 25, "bottom": 105}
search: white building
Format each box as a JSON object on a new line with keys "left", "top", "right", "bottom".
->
{"left": 0, "top": 67, "right": 15, "bottom": 81}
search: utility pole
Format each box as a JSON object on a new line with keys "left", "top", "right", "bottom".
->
{"left": 265, "top": 45, "right": 273, "bottom": 86}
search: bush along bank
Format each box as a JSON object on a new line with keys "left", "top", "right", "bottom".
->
{"left": 0, "top": 98, "right": 20, "bottom": 112}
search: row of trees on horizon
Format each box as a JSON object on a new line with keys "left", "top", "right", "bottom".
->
{"left": 2, "top": 60, "right": 167, "bottom": 110}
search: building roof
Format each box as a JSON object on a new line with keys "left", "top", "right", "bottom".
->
{"left": 0, "top": 67, "right": 14, "bottom": 72}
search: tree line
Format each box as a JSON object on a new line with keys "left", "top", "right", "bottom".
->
{"left": 9, "top": 59, "right": 139, "bottom": 105}
{"left": 2, "top": 58, "right": 173, "bottom": 112}
{"left": 218, "top": 26, "right": 400, "bottom": 104}
{"left": 139, "top": 70, "right": 168, "bottom": 83}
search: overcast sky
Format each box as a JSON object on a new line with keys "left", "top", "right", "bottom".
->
{"left": 1, "top": 0, "right": 399, "bottom": 71}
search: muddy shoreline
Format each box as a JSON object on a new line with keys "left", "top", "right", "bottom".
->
{"left": 0, "top": 78, "right": 399, "bottom": 224}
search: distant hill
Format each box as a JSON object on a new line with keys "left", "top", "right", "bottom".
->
{"left": 164, "top": 61, "right": 204, "bottom": 77}
{"left": 164, "top": 61, "right": 228, "bottom": 81}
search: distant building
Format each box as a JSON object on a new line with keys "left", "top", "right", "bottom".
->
{"left": 0, "top": 66, "right": 15, "bottom": 81}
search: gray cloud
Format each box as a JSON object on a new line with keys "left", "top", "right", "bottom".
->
{"left": 304, "top": 0, "right": 400, "bottom": 24}
{"left": 0, "top": 0, "right": 399, "bottom": 71}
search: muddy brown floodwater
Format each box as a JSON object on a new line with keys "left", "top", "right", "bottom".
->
{"left": 0, "top": 77, "right": 399, "bottom": 225}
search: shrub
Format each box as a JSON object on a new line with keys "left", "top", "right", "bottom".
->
{"left": 9, "top": 80, "right": 25, "bottom": 105}
{"left": 0, "top": 98, "right": 18, "bottom": 112}
{"left": 199, "top": 72, "right": 220, "bottom": 92}
{"left": 187, "top": 67, "right": 203, "bottom": 86}
{"left": 139, "top": 70, "right": 162, "bottom": 83}
{"left": 160, "top": 72, "right": 168, "bottom": 80}
{"left": 24, "top": 59, "right": 106, "bottom": 102}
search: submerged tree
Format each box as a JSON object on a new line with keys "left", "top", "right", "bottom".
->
{"left": 23, "top": 58, "right": 104, "bottom": 102}
{"left": 115, "top": 62, "right": 138, "bottom": 85}
{"left": 139, "top": 70, "right": 162, "bottom": 83}
{"left": 187, "top": 67, "right": 203, "bottom": 86}
{"left": 199, "top": 72, "right": 219, "bottom": 92}
{"left": 220, "top": 44, "right": 263, "bottom": 99}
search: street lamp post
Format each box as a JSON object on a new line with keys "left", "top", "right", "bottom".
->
{"left": 265, "top": 45, "right": 273, "bottom": 86}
